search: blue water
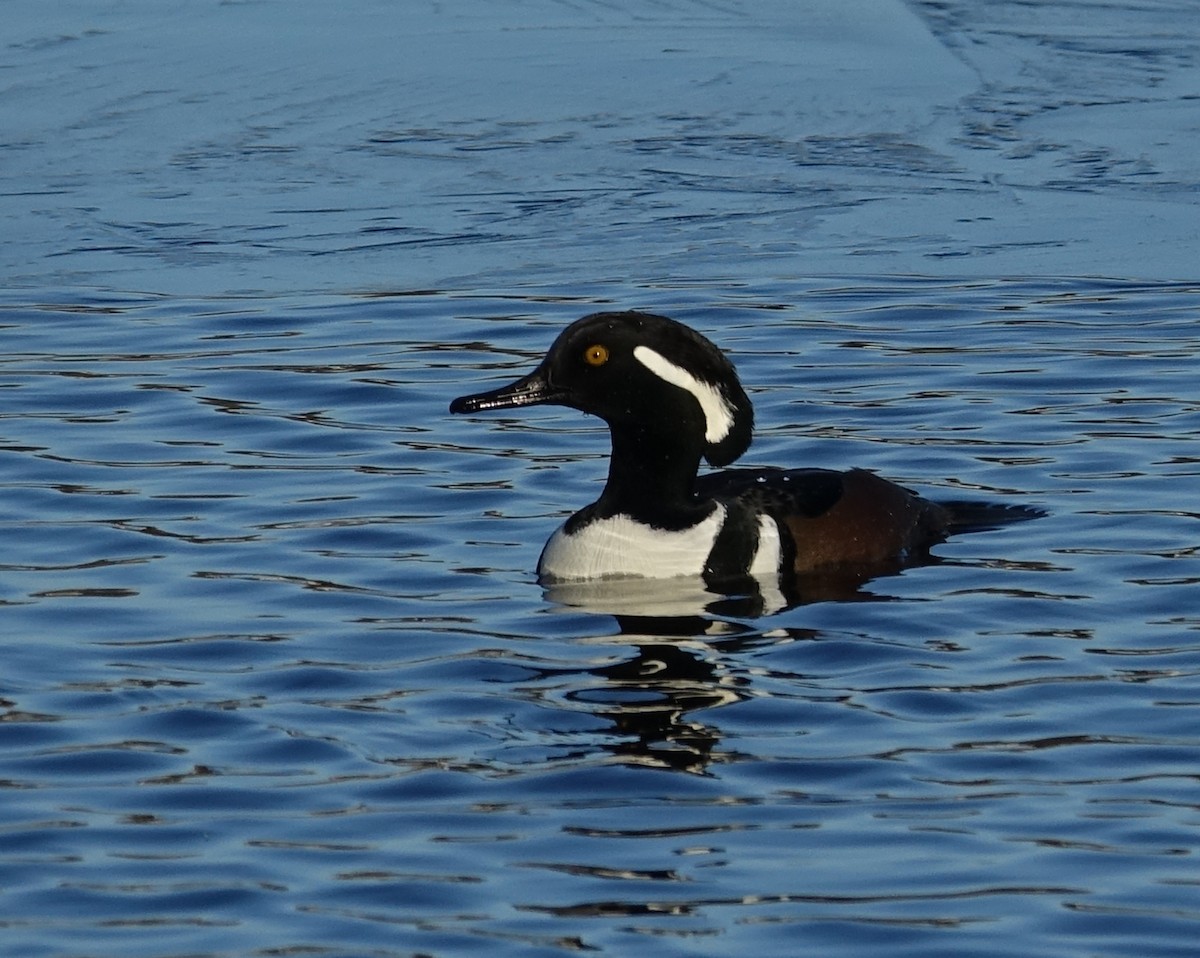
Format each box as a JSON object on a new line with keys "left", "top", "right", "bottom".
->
{"left": 3, "top": 2, "right": 1200, "bottom": 957}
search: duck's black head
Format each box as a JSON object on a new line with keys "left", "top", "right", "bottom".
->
{"left": 450, "top": 311, "right": 754, "bottom": 467}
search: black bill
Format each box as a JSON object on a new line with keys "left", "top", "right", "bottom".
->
{"left": 449, "top": 365, "right": 565, "bottom": 414}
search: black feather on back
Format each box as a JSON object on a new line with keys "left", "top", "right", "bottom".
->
{"left": 694, "top": 467, "right": 845, "bottom": 519}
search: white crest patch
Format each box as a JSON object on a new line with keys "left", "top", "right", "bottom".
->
{"left": 633, "top": 345, "right": 735, "bottom": 444}
{"left": 538, "top": 506, "right": 726, "bottom": 582}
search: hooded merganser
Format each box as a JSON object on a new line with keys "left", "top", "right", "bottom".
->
{"left": 451, "top": 310, "right": 1035, "bottom": 592}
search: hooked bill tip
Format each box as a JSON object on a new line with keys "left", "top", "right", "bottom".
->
{"left": 449, "top": 394, "right": 483, "bottom": 414}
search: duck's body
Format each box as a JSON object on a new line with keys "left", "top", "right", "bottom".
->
{"left": 450, "top": 311, "right": 1021, "bottom": 592}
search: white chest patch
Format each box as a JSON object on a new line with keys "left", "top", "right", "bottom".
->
{"left": 538, "top": 506, "right": 726, "bottom": 582}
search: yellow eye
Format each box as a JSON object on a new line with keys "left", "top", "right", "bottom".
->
{"left": 583, "top": 344, "right": 610, "bottom": 367}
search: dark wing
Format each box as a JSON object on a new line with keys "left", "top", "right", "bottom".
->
{"left": 699, "top": 467, "right": 950, "bottom": 572}
{"left": 694, "top": 467, "right": 845, "bottom": 519}
{"left": 697, "top": 466, "right": 1043, "bottom": 577}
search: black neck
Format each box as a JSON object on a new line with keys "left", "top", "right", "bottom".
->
{"left": 592, "top": 421, "right": 713, "bottom": 529}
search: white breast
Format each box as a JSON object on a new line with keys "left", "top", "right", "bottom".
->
{"left": 538, "top": 506, "right": 726, "bottom": 582}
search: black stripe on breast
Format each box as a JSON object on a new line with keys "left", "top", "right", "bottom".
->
{"left": 703, "top": 501, "right": 762, "bottom": 585}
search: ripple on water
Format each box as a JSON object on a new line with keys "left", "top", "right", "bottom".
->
{"left": 1, "top": 278, "right": 1199, "bottom": 957}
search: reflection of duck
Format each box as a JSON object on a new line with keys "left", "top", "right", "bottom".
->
{"left": 545, "top": 620, "right": 812, "bottom": 774}
{"left": 452, "top": 311, "right": 1040, "bottom": 604}
{"left": 570, "top": 640, "right": 740, "bottom": 774}
{"left": 543, "top": 575, "right": 787, "bottom": 618}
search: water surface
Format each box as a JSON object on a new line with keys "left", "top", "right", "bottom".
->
{"left": 2, "top": 0, "right": 1200, "bottom": 955}
{"left": 3, "top": 278, "right": 1198, "bottom": 957}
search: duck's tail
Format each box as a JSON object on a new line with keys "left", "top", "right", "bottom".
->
{"left": 940, "top": 500, "right": 1047, "bottom": 534}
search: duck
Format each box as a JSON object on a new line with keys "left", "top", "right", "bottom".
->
{"left": 450, "top": 310, "right": 1035, "bottom": 595}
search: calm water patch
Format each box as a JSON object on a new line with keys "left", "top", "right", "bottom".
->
{"left": 2, "top": 277, "right": 1198, "bottom": 957}
{"left": 5, "top": 0, "right": 1199, "bottom": 293}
